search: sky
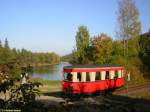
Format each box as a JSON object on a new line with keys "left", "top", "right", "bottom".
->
{"left": 0, "top": 0, "right": 149, "bottom": 56}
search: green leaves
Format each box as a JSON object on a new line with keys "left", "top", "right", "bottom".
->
{"left": 0, "top": 80, "right": 14, "bottom": 94}
{"left": 139, "top": 32, "right": 150, "bottom": 71}
{"left": 117, "top": 0, "right": 141, "bottom": 40}
{"left": 10, "top": 81, "right": 42, "bottom": 106}
{"left": 72, "top": 31, "right": 114, "bottom": 64}
{"left": 91, "top": 34, "right": 113, "bottom": 64}
{"left": 73, "top": 25, "right": 91, "bottom": 64}
{"left": 0, "top": 73, "right": 42, "bottom": 109}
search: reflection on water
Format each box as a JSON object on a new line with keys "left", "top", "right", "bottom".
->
{"left": 31, "top": 62, "right": 70, "bottom": 80}
{"left": 33, "top": 65, "right": 57, "bottom": 74}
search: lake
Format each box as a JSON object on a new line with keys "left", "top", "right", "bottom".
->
{"left": 31, "top": 62, "right": 71, "bottom": 80}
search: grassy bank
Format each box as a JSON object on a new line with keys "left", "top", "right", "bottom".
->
{"left": 130, "top": 89, "right": 150, "bottom": 99}
{"left": 31, "top": 78, "right": 61, "bottom": 93}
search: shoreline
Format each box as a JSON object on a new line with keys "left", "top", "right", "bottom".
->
{"left": 29, "top": 62, "right": 69, "bottom": 67}
{"left": 28, "top": 63, "right": 60, "bottom": 67}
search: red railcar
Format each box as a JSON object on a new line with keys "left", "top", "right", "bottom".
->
{"left": 62, "top": 65, "right": 125, "bottom": 96}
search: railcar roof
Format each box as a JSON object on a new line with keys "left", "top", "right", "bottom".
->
{"left": 63, "top": 64, "right": 123, "bottom": 69}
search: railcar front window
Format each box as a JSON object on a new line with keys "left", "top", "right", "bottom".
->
{"left": 64, "top": 72, "right": 72, "bottom": 81}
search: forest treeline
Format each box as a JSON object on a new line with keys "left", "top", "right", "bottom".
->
{"left": 0, "top": 39, "right": 60, "bottom": 79}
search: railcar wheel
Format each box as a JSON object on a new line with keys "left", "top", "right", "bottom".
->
{"left": 99, "top": 90, "right": 106, "bottom": 96}
{"left": 66, "top": 88, "right": 72, "bottom": 97}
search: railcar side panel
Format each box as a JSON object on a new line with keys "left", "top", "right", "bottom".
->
{"left": 62, "top": 78, "right": 124, "bottom": 94}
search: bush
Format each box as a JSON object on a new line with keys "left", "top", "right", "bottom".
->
{"left": 0, "top": 75, "right": 42, "bottom": 110}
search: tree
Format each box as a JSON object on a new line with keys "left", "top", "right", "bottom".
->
{"left": 139, "top": 32, "right": 150, "bottom": 75}
{"left": 0, "top": 40, "right": 3, "bottom": 64}
{"left": 112, "top": 40, "right": 124, "bottom": 56}
{"left": 91, "top": 34, "right": 113, "bottom": 64}
{"left": 116, "top": 0, "right": 144, "bottom": 83}
{"left": 61, "top": 53, "right": 73, "bottom": 62}
{"left": 116, "top": 0, "right": 142, "bottom": 60}
{"left": 117, "top": 0, "right": 141, "bottom": 40}
{"left": 73, "top": 25, "right": 90, "bottom": 64}
{"left": 4, "top": 38, "right": 9, "bottom": 49}
{"left": 0, "top": 39, "right": 2, "bottom": 48}
{"left": 50, "top": 52, "right": 60, "bottom": 64}
{"left": 0, "top": 38, "right": 12, "bottom": 64}
{"left": 117, "top": 0, "right": 141, "bottom": 57}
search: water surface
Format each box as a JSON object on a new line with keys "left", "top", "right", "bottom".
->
{"left": 31, "top": 62, "right": 70, "bottom": 80}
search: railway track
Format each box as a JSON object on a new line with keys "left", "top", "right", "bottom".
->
{"left": 113, "top": 82, "right": 150, "bottom": 95}
{"left": 70, "top": 83, "right": 150, "bottom": 112}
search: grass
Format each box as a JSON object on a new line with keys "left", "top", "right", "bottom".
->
{"left": 129, "top": 78, "right": 150, "bottom": 99}
{"left": 30, "top": 78, "right": 61, "bottom": 93}
{"left": 130, "top": 89, "right": 150, "bottom": 99}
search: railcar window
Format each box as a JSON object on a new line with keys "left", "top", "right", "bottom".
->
{"left": 86, "top": 72, "right": 90, "bottom": 81}
{"left": 64, "top": 72, "right": 67, "bottom": 80}
{"left": 95, "top": 72, "right": 101, "bottom": 81}
{"left": 106, "top": 71, "right": 109, "bottom": 79}
{"left": 64, "top": 72, "right": 72, "bottom": 81}
{"left": 115, "top": 71, "right": 118, "bottom": 78}
{"left": 77, "top": 72, "right": 81, "bottom": 82}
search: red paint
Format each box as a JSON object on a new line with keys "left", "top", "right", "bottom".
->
{"left": 62, "top": 78, "right": 124, "bottom": 94}
{"left": 63, "top": 67, "right": 124, "bottom": 72}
